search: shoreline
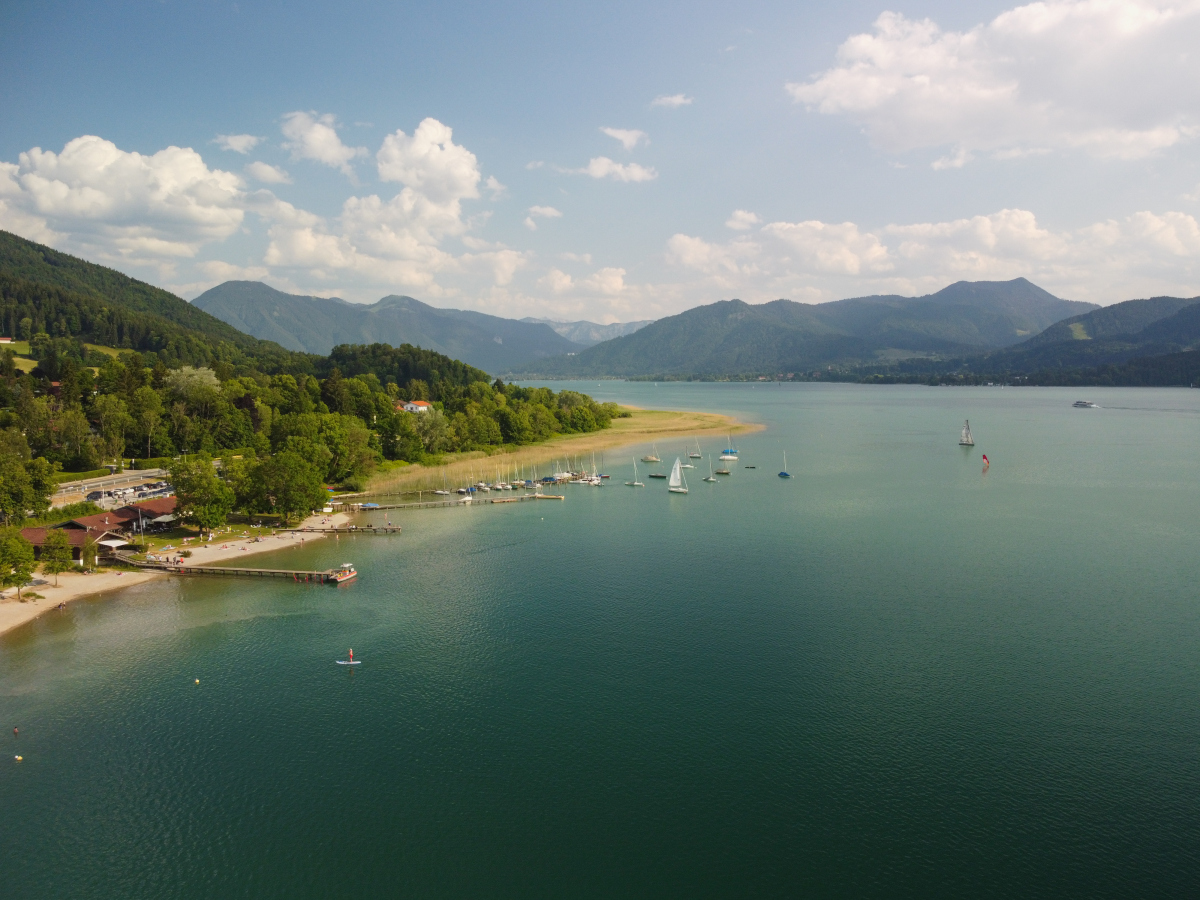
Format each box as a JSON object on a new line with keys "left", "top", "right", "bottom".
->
{"left": 0, "top": 511, "right": 351, "bottom": 638}
{"left": 2, "top": 406, "right": 761, "bottom": 638}
{"left": 364, "top": 406, "right": 761, "bottom": 495}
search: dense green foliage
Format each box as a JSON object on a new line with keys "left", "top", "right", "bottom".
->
{"left": 39, "top": 528, "right": 74, "bottom": 585}
{"left": 0, "top": 527, "right": 36, "bottom": 599}
{"left": 0, "top": 231, "right": 618, "bottom": 523}
{"left": 0, "top": 428, "right": 56, "bottom": 525}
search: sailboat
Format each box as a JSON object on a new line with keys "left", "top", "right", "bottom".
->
{"left": 703, "top": 456, "right": 717, "bottom": 483}
{"left": 689, "top": 438, "right": 702, "bottom": 459}
{"left": 625, "top": 458, "right": 644, "bottom": 487}
{"left": 668, "top": 457, "right": 688, "bottom": 494}
{"left": 960, "top": 420, "right": 975, "bottom": 446}
{"left": 779, "top": 451, "right": 792, "bottom": 478}
{"left": 434, "top": 469, "right": 450, "bottom": 496}
{"left": 680, "top": 447, "right": 694, "bottom": 469}
{"left": 719, "top": 434, "right": 738, "bottom": 461}
{"left": 641, "top": 443, "right": 662, "bottom": 463}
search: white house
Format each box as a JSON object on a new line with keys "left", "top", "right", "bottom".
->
{"left": 400, "top": 400, "right": 433, "bottom": 413}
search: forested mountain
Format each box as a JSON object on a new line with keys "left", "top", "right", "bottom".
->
{"left": 967, "top": 296, "right": 1200, "bottom": 373}
{"left": 529, "top": 279, "right": 1097, "bottom": 377}
{"left": 0, "top": 231, "right": 261, "bottom": 351}
{"left": 520, "top": 316, "right": 654, "bottom": 346}
{"left": 192, "top": 281, "right": 584, "bottom": 371}
{"left": 0, "top": 233, "right": 618, "bottom": 498}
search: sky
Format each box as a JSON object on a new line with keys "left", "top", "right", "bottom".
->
{"left": 1, "top": 0, "right": 1198, "bottom": 322}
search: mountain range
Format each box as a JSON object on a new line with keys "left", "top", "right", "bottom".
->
{"left": 520, "top": 317, "right": 654, "bottom": 346}
{"left": 192, "top": 281, "right": 611, "bottom": 373}
{"left": 969, "top": 295, "right": 1200, "bottom": 374}
{"left": 527, "top": 279, "right": 1097, "bottom": 377}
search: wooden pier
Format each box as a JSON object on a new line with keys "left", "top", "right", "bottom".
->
{"left": 172, "top": 564, "right": 342, "bottom": 583}
{"left": 492, "top": 493, "right": 564, "bottom": 503}
{"left": 292, "top": 525, "right": 402, "bottom": 534}
{"left": 350, "top": 499, "right": 468, "bottom": 511}
{"left": 112, "top": 554, "right": 344, "bottom": 583}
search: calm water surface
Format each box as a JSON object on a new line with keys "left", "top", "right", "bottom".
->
{"left": 3, "top": 383, "right": 1200, "bottom": 898}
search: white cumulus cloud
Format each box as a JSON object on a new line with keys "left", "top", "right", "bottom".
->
{"left": 214, "top": 134, "right": 261, "bottom": 154}
{"left": 601, "top": 127, "right": 649, "bottom": 150}
{"left": 726, "top": 210, "right": 761, "bottom": 230}
{"left": 245, "top": 161, "right": 292, "bottom": 184}
{"left": 524, "top": 205, "right": 563, "bottom": 231}
{"left": 787, "top": 1, "right": 1200, "bottom": 164}
{"left": 667, "top": 207, "right": 1200, "bottom": 304}
{"left": 652, "top": 94, "right": 693, "bottom": 108}
{"left": 281, "top": 111, "right": 367, "bottom": 175}
{"left": 0, "top": 135, "right": 246, "bottom": 262}
{"left": 577, "top": 157, "right": 658, "bottom": 182}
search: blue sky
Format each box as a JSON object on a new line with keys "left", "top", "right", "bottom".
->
{"left": 2, "top": 0, "right": 1198, "bottom": 321}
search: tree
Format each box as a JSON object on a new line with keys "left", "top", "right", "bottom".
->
{"left": 129, "top": 385, "right": 163, "bottom": 458}
{"left": 0, "top": 429, "right": 56, "bottom": 525}
{"left": 0, "top": 528, "right": 36, "bottom": 601}
{"left": 40, "top": 528, "right": 74, "bottom": 586}
{"left": 248, "top": 451, "right": 326, "bottom": 525}
{"left": 169, "top": 454, "right": 235, "bottom": 535}
{"left": 81, "top": 535, "right": 98, "bottom": 570}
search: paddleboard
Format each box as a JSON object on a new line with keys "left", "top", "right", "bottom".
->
{"left": 336, "top": 660, "right": 361, "bottom": 666}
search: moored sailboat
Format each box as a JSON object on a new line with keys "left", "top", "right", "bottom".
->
{"left": 689, "top": 438, "right": 702, "bottom": 459}
{"left": 779, "top": 451, "right": 792, "bottom": 478}
{"left": 703, "top": 456, "right": 717, "bottom": 483}
{"left": 625, "top": 458, "right": 644, "bottom": 487}
{"left": 641, "top": 443, "right": 662, "bottom": 463}
{"left": 668, "top": 457, "right": 688, "bottom": 494}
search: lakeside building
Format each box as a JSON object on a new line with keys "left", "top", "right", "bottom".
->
{"left": 398, "top": 400, "right": 432, "bottom": 413}
{"left": 56, "top": 497, "right": 178, "bottom": 537}
{"left": 19, "top": 526, "right": 124, "bottom": 561}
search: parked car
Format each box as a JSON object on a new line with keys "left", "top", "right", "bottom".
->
{"left": 87, "top": 491, "right": 104, "bottom": 502}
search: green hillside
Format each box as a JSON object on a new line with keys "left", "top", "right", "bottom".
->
{"left": 0, "top": 230, "right": 259, "bottom": 349}
{"left": 0, "top": 231, "right": 616, "bottom": 500}
{"left": 192, "top": 279, "right": 583, "bottom": 372}
{"left": 530, "top": 279, "right": 1096, "bottom": 377}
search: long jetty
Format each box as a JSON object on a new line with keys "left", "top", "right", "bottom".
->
{"left": 112, "top": 554, "right": 343, "bottom": 583}
{"left": 173, "top": 564, "right": 341, "bottom": 583}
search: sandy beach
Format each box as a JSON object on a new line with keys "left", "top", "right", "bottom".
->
{"left": 0, "top": 511, "right": 351, "bottom": 638}
{"left": 364, "top": 406, "right": 761, "bottom": 495}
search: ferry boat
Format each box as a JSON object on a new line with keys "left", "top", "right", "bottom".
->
{"left": 331, "top": 563, "right": 357, "bottom": 584}
{"left": 1073, "top": 400, "right": 1098, "bottom": 408}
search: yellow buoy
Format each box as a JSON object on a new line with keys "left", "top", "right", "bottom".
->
{"left": 194, "top": 679, "right": 200, "bottom": 684}
{"left": 14, "top": 755, "right": 22, "bottom": 762}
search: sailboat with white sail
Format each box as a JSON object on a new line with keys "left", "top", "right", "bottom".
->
{"left": 626, "top": 458, "right": 644, "bottom": 487}
{"left": 667, "top": 457, "right": 688, "bottom": 494}
{"left": 960, "top": 420, "right": 975, "bottom": 446}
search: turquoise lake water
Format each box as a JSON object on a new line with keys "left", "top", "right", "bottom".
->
{"left": 3, "top": 382, "right": 1200, "bottom": 898}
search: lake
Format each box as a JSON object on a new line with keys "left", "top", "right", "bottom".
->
{"left": 3, "top": 382, "right": 1200, "bottom": 898}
